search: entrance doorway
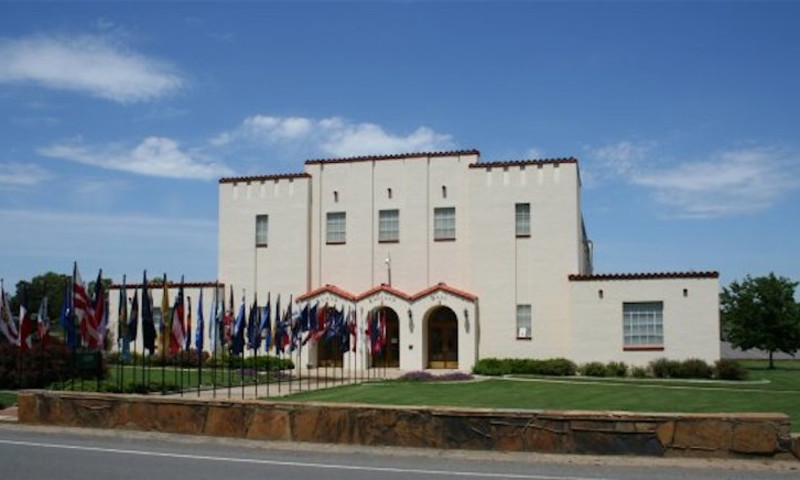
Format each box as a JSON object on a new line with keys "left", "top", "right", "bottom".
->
{"left": 427, "top": 307, "right": 458, "bottom": 369}
{"left": 369, "top": 307, "right": 400, "bottom": 368}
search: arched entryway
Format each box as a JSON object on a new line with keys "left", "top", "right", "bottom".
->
{"left": 426, "top": 306, "right": 458, "bottom": 369}
{"left": 367, "top": 307, "right": 400, "bottom": 368}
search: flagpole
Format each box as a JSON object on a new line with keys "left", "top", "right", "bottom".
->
{"left": 212, "top": 283, "right": 217, "bottom": 398}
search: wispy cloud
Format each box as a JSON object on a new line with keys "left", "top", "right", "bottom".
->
{"left": 0, "top": 162, "right": 52, "bottom": 186}
{"left": 38, "top": 136, "right": 233, "bottom": 180}
{"left": 212, "top": 114, "right": 455, "bottom": 158}
{"left": 0, "top": 34, "right": 183, "bottom": 103}
{"left": 586, "top": 141, "right": 800, "bottom": 218}
{"left": 525, "top": 147, "right": 546, "bottom": 159}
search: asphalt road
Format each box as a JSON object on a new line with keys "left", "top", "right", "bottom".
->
{"left": 0, "top": 424, "right": 797, "bottom": 480}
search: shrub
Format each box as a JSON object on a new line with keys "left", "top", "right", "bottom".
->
{"left": 679, "top": 358, "right": 713, "bottom": 379}
{"left": 605, "top": 361, "right": 628, "bottom": 377}
{"left": 580, "top": 361, "right": 607, "bottom": 377}
{"left": 472, "top": 358, "right": 577, "bottom": 376}
{"left": 399, "top": 371, "right": 436, "bottom": 381}
{"left": 539, "top": 358, "right": 578, "bottom": 376}
{"left": 399, "top": 371, "right": 473, "bottom": 382}
{"left": 0, "top": 342, "right": 101, "bottom": 389}
{"left": 205, "top": 354, "right": 293, "bottom": 371}
{"left": 714, "top": 359, "right": 749, "bottom": 381}
{"left": 649, "top": 358, "right": 682, "bottom": 378}
{"left": 472, "top": 358, "right": 507, "bottom": 376}
{"left": 631, "top": 366, "right": 648, "bottom": 378}
{"left": 436, "top": 372, "right": 474, "bottom": 381}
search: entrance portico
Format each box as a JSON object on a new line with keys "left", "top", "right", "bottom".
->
{"left": 296, "top": 282, "right": 477, "bottom": 372}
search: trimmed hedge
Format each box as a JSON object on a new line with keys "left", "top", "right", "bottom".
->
{"left": 580, "top": 362, "right": 607, "bottom": 377}
{"left": 714, "top": 359, "right": 749, "bottom": 381}
{"left": 0, "top": 342, "right": 105, "bottom": 389}
{"left": 472, "top": 358, "right": 577, "bottom": 376}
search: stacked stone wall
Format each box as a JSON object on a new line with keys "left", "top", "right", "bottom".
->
{"left": 17, "top": 391, "right": 799, "bottom": 460}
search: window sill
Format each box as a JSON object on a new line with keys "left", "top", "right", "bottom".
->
{"left": 623, "top": 345, "right": 664, "bottom": 351}
{"left": 433, "top": 238, "right": 456, "bottom": 242}
{"left": 256, "top": 243, "right": 268, "bottom": 248}
{"left": 326, "top": 241, "right": 346, "bottom": 245}
{"left": 516, "top": 337, "right": 532, "bottom": 341}
{"left": 378, "top": 239, "right": 399, "bottom": 244}
{"left": 516, "top": 234, "right": 531, "bottom": 239}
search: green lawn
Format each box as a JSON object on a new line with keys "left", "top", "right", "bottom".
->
{"left": 50, "top": 364, "right": 282, "bottom": 393}
{"left": 0, "top": 391, "right": 16, "bottom": 409}
{"left": 281, "top": 360, "right": 800, "bottom": 432}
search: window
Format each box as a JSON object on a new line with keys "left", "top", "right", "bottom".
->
{"left": 515, "top": 203, "right": 530, "bottom": 237}
{"left": 516, "top": 304, "right": 532, "bottom": 339}
{"left": 623, "top": 302, "right": 664, "bottom": 349}
{"left": 378, "top": 209, "right": 399, "bottom": 243}
{"left": 326, "top": 212, "right": 346, "bottom": 244}
{"left": 255, "top": 214, "right": 268, "bottom": 247}
{"left": 433, "top": 207, "right": 455, "bottom": 240}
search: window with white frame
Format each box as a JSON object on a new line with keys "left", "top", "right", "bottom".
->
{"left": 433, "top": 207, "right": 456, "bottom": 240}
{"left": 326, "top": 212, "right": 346, "bottom": 244}
{"left": 516, "top": 304, "right": 532, "bottom": 339}
{"left": 255, "top": 214, "right": 269, "bottom": 247}
{"left": 623, "top": 302, "right": 664, "bottom": 348}
{"left": 378, "top": 209, "right": 399, "bottom": 242}
{"left": 515, "top": 203, "right": 530, "bottom": 237}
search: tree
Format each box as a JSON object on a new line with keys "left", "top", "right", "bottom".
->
{"left": 721, "top": 273, "right": 800, "bottom": 369}
{"left": 12, "top": 272, "right": 71, "bottom": 321}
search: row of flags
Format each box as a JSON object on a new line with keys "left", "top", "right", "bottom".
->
{"left": 1, "top": 263, "right": 392, "bottom": 360}
{"left": 0, "top": 263, "right": 108, "bottom": 352}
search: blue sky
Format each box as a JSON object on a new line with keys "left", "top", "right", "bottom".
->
{"left": 1, "top": 1, "right": 799, "bottom": 292}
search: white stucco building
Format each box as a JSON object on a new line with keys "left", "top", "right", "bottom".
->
{"left": 210, "top": 149, "right": 719, "bottom": 372}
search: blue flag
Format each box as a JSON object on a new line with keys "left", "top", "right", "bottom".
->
{"left": 231, "top": 294, "right": 246, "bottom": 355}
{"left": 59, "top": 282, "right": 76, "bottom": 350}
{"left": 195, "top": 289, "right": 204, "bottom": 353}
{"left": 141, "top": 271, "right": 157, "bottom": 355}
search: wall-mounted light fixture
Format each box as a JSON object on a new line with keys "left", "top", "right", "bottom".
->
{"left": 408, "top": 309, "right": 414, "bottom": 333}
{"left": 464, "top": 308, "right": 470, "bottom": 333}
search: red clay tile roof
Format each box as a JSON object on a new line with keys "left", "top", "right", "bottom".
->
{"left": 469, "top": 157, "right": 578, "bottom": 169}
{"left": 219, "top": 172, "right": 310, "bottom": 184}
{"left": 305, "top": 149, "right": 480, "bottom": 165}
{"left": 410, "top": 282, "right": 478, "bottom": 302}
{"left": 356, "top": 284, "right": 412, "bottom": 301}
{"left": 568, "top": 271, "right": 719, "bottom": 281}
{"left": 109, "top": 281, "right": 225, "bottom": 290}
{"left": 296, "top": 284, "right": 357, "bottom": 302}
{"left": 296, "top": 282, "right": 477, "bottom": 303}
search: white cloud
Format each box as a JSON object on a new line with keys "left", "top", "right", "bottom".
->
{"left": 525, "top": 147, "right": 546, "bottom": 159}
{"left": 586, "top": 141, "right": 800, "bottom": 218}
{"left": 0, "top": 162, "right": 52, "bottom": 186}
{"left": 213, "top": 114, "right": 454, "bottom": 158}
{"left": 632, "top": 147, "right": 800, "bottom": 218}
{"left": 38, "top": 136, "right": 233, "bottom": 180}
{"left": 589, "top": 140, "right": 656, "bottom": 177}
{"left": 0, "top": 34, "right": 183, "bottom": 103}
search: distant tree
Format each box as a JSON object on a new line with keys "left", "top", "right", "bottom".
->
{"left": 12, "top": 272, "right": 71, "bottom": 321}
{"left": 721, "top": 273, "right": 800, "bottom": 369}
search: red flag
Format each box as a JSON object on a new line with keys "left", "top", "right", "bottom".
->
{"left": 18, "top": 288, "right": 35, "bottom": 352}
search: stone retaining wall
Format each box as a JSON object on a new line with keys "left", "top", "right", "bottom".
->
{"left": 17, "top": 391, "right": 799, "bottom": 460}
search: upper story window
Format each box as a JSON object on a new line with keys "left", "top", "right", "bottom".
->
{"left": 378, "top": 209, "right": 399, "bottom": 243}
{"left": 255, "top": 214, "right": 269, "bottom": 247}
{"left": 515, "top": 203, "right": 531, "bottom": 237}
{"left": 433, "top": 207, "right": 456, "bottom": 241}
{"left": 623, "top": 302, "right": 664, "bottom": 349}
{"left": 516, "top": 304, "right": 532, "bottom": 339}
{"left": 326, "top": 212, "right": 346, "bottom": 244}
